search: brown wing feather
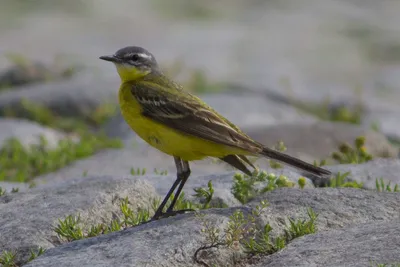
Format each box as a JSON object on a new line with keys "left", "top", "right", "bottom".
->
{"left": 130, "top": 82, "right": 261, "bottom": 153}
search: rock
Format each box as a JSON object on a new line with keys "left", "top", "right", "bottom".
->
{"left": 103, "top": 92, "right": 317, "bottom": 139}
{"left": 0, "top": 175, "right": 157, "bottom": 265}
{"left": 328, "top": 158, "right": 400, "bottom": 190}
{"left": 244, "top": 121, "right": 399, "bottom": 163}
{"left": 0, "top": 181, "right": 30, "bottom": 193}
{"left": 249, "top": 188, "right": 400, "bottom": 235}
{"left": 0, "top": 118, "right": 70, "bottom": 148}
{"left": 25, "top": 208, "right": 253, "bottom": 267}
{"left": 24, "top": 188, "right": 400, "bottom": 267}
{"left": 256, "top": 221, "right": 400, "bottom": 267}
{"left": 0, "top": 60, "right": 78, "bottom": 88}
{"left": 363, "top": 102, "right": 400, "bottom": 142}
{"left": 0, "top": 75, "right": 118, "bottom": 118}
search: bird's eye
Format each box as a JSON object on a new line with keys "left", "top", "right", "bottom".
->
{"left": 131, "top": 54, "right": 140, "bottom": 61}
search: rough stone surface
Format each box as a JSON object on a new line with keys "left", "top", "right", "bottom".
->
{"left": 256, "top": 221, "right": 400, "bottom": 267}
{"left": 0, "top": 175, "right": 157, "bottom": 264}
{"left": 328, "top": 158, "right": 400, "bottom": 190}
{"left": 0, "top": 118, "right": 69, "bottom": 148}
{"left": 25, "top": 208, "right": 252, "bottom": 267}
{"left": 245, "top": 121, "right": 399, "bottom": 162}
{"left": 0, "top": 181, "right": 30, "bottom": 193}
{"left": 250, "top": 188, "right": 400, "bottom": 235}
{"left": 23, "top": 188, "right": 400, "bottom": 267}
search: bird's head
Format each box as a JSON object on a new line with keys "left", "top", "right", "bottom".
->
{"left": 100, "top": 46, "right": 159, "bottom": 81}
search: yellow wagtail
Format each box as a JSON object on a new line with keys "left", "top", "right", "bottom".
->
{"left": 100, "top": 46, "right": 331, "bottom": 220}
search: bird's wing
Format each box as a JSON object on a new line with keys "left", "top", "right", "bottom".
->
{"left": 130, "top": 80, "right": 261, "bottom": 153}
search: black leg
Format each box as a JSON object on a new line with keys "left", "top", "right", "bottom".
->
{"left": 152, "top": 157, "right": 184, "bottom": 220}
{"left": 166, "top": 160, "right": 191, "bottom": 213}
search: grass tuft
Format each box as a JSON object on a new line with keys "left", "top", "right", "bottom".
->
{"left": 54, "top": 181, "right": 218, "bottom": 243}
{"left": 331, "top": 136, "right": 373, "bottom": 164}
{"left": 232, "top": 170, "right": 294, "bottom": 204}
{"left": 376, "top": 178, "right": 399, "bottom": 192}
{"left": 0, "top": 250, "right": 17, "bottom": 267}
{"left": 195, "top": 201, "right": 318, "bottom": 265}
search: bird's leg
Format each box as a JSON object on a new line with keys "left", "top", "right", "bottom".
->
{"left": 152, "top": 157, "right": 194, "bottom": 220}
{"left": 152, "top": 157, "right": 184, "bottom": 220}
{"left": 166, "top": 160, "right": 191, "bottom": 213}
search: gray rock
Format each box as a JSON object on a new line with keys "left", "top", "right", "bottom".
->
{"left": 363, "top": 102, "right": 400, "bottom": 142}
{"left": 256, "top": 220, "right": 400, "bottom": 267}
{"left": 249, "top": 188, "right": 400, "bottom": 235}
{"left": 0, "top": 175, "right": 157, "bottom": 265}
{"left": 245, "top": 121, "right": 398, "bottom": 163}
{"left": 0, "top": 75, "right": 118, "bottom": 118}
{"left": 0, "top": 118, "right": 70, "bottom": 148}
{"left": 0, "top": 181, "right": 30, "bottom": 193}
{"left": 103, "top": 92, "right": 317, "bottom": 139}
{"left": 328, "top": 158, "right": 400, "bottom": 190}
{"left": 24, "top": 188, "right": 400, "bottom": 267}
{"left": 24, "top": 208, "right": 252, "bottom": 267}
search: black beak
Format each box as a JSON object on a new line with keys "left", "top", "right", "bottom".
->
{"left": 99, "top": 55, "right": 120, "bottom": 62}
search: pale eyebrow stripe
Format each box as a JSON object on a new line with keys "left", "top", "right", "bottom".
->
{"left": 137, "top": 53, "right": 152, "bottom": 59}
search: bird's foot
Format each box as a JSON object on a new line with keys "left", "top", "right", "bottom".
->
{"left": 151, "top": 209, "right": 195, "bottom": 221}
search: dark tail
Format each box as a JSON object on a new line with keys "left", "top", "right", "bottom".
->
{"left": 261, "top": 147, "right": 331, "bottom": 177}
{"left": 220, "top": 155, "right": 253, "bottom": 176}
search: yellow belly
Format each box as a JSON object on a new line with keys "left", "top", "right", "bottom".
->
{"left": 118, "top": 86, "right": 242, "bottom": 161}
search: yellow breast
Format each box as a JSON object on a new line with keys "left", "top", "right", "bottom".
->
{"left": 118, "top": 84, "right": 243, "bottom": 161}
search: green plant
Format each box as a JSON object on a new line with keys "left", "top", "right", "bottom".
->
{"left": 54, "top": 182, "right": 217, "bottom": 242}
{"left": 294, "top": 99, "right": 363, "bottom": 125}
{"left": 3, "top": 99, "right": 118, "bottom": 133}
{"left": 130, "top": 167, "right": 146, "bottom": 176}
{"left": 283, "top": 208, "right": 318, "bottom": 240}
{"left": 313, "top": 159, "right": 327, "bottom": 167}
{"left": 0, "top": 99, "right": 123, "bottom": 183}
{"left": 268, "top": 141, "right": 287, "bottom": 169}
{"left": 331, "top": 136, "right": 373, "bottom": 164}
{"left": 297, "top": 177, "right": 307, "bottom": 189}
{"left": 0, "top": 134, "right": 122, "bottom": 182}
{"left": 328, "top": 171, "right": 364, "bottom": 188}
{"left": 153, "top": 168, "right": 168, "bottom": 175}
{"left": 54, "top": 214, "right": 85, "bottom": 242}
{"left": 195, "top": 201, "right": 319, "bottom": 265}
{"left": 244, "top": 206, "right": 317, "bottom": 256}
{"left": 232, "top": 170, "right": 294, "bottom": 204}
{"left": 376, "top": 178, "right": 399, "bottom": 192}
{"left": 27, "top": 247, "right": 45, "bottom": 262}
{"left": 0, "top": 250, "right": 17, "bottom": 267}
{"left": 193, "top": 180, "right": 215, "bottom": 209}
{"left": 373, "top": 263, "right": 400, "bottom": 267}
{"left": 119, "top": 197, "right": 151, "bottom": 227}
{"left": 0, "top": 186, "right": 5, "bottom": 196}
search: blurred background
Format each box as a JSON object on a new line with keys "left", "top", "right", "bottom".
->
{"left": 0, "top": 0, "right": 399, "bottom": 186}
{"left": 1, "top": 0, "right": 400, "bottom": 93}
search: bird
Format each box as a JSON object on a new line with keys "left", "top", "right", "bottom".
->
{"left": 99, "top": 46, "right": 332, "bottom": 220}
